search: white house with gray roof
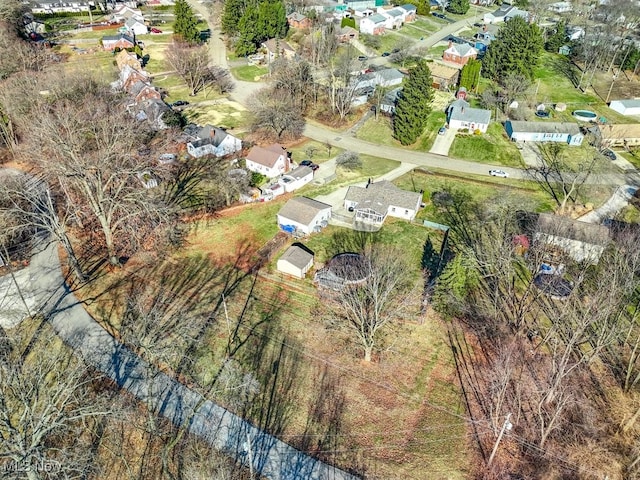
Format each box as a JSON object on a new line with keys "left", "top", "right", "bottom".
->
{"left": 374, "top": 68, "right": 404, "bottom": 87}
{"left": 447, "top": 99, "right": 491, "bottom": 133}
{"left": 609, "top": 99, "right": 640, "bottom": 116}
{"left": 505, "top": 120, "right": 584, "bottom": 146}
{"left": 380, "top": 8, "right": 404, "bottom": 29}
{"left": 185, "top": 124, "right": 242, "bottom": 158}
{"left": 359, "top": 13, "right": 387, "bottom": 35}
{"left": 277, "top": 244, "right": 314, "bottom": 279}
{"left": 483, "top": 4, "right": 529, "bottom": 24}
{"left": 277, "top": 197, "right": 332, "bottom": 235}
{"left": 344, "top": 181, "right": 422, "bottom": 226}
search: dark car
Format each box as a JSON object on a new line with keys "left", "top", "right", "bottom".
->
{"left": 382, "top": 52, "right": 390, "bottom": 57}
{"left": 601, "top": 149, "right": 617, "bottom": 161}
{"left": 300, "top": 160, "right": 319, "bottom": 171}
{"left": 432, "top": 12, "right": 446, "bottom": 19}
{"left": 172, "top": 100, "right": 189, "bottom": 107}
{"left": 357, "top": 55, "right": 368, "bottom": 61}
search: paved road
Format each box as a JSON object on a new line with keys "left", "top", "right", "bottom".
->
{"left": 15, "top": 239, "right": 358, "bottom": 480}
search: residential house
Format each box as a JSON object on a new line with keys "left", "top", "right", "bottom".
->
{"left": 447, "top": 99, "right": 491, "bottom": 133}
{"left": 442, "top": 42, "right": 478, "bottom": 66}
{"left": 118, "top": 64, "right": 150, "bottom": 91}
{"left": 344, "top": 180, "right": 422, "bottom": 227}
{"left": 379, "top": 88, "right": 401, "bottom": 115}
{"left": 535, "top": 213, "right": 610, "bottom": 264}
{"left": 548, "top": 1, "right": 573, "bottom": 13}
{"left": 125, "top": 17, "right": 147, "bottom": 36}
{"left": 354, "top": 8, "right": 375, "bottom": 17}
{"left": 115, "top": 50, "right": 141, "bottom": 70}
{"left": 185, "top": 124, "right": 242, "bottom": 158}
{"left": 111, "top": 5, "right": 144, "bottom": 23}
{"left": 278, "top": 166, "right": 314, "bottom": 193}
{"left": 31, "top": 1, "right": 91, "bottom": 14}
{"left": 129, "top": 82, "right": 161, "bottom": 103}
{"left": 352, "top": 72, "right": 377, "bottom": 90}
{"left": 505, "top": 120, "right": 584, "bottom": 146}
{"left": 344, "top": 0, "right": 383, "bottom": 10}
{"left": 277, "top": 244, "right": 314, "bottom": 279}
{"left": 609, "top": 99, "right": 640, "bottom": 116}
{"left": 336, "top": 25, "right": 359, "bottom": 43}
{"left": 287, "top": 12, "right": 312, "bottom": 29}
{"left": 359, "top": 13, "right": 387, "bottom": 35}
{"left": 374, "top": 68, "right": 404, "bottom": 87}
{"left": 132, "top": 98, "right": 171, "bottom": 130}
{"left": 262, "top": 38, "right": 296, "bottom": 62}
{"left": 398, "top": 4, "right": 417, "bottom": 22}
{"left": 277, "top": 197, "right": 332, "bottom": 235}
{"left": 102, "top": 33, "right": 135, "bottom": 51}
{"left": 430, "top": 62, "right": 460, "bottom": 90}
{"left": 595, "top": 124, "right": 640, "bottom": 148}
{"left": 246, "top": 144, "right": 290, "bottom": 178}
{"left": 474, "top": 24, "right": 497, "bottom": 53}
{"left": 380, "top": 8, "right": 405, "bottom": 29}
{"left": 483, "top": 4, "right": 528, "bottom": 24}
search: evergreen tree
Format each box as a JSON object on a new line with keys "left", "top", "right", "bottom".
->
{"left": 341, "top": 17, "right": 356, "bottom": 29}
{"left": 235, "top": 5, "right": 260, "bottom": 56}
{"left": 459, "top": 58, "right": 481, "bottom": 91}
{"left": 393, "top": 59, "right": 433, "bottom": 146}
{"left": 447, "top": 0, "right": 469, "bottom": 14}
{"left": 544, "top": 20, "right": 566, "bottom": 53}
{"left": 221, "top": 0, "right": 246, "bottom": 35}
{"left": 256, "top": 0, "right": 287, "bottom": 40}
{"left": 174, "top": 0, "right": 200, "bottom": 43}
{"left": 482, "top": 16, "right": 543, "bottom": 82}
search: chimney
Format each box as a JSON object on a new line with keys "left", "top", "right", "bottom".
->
{"left": 448, "top": 40, "right": 452, "bottom": 48}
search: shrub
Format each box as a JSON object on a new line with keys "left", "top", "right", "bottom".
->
{"left": 336, "top": 151, "right": 362, "bottom": 170}
{"left": 250, "top": 171, "right": 266, "bottom": 186}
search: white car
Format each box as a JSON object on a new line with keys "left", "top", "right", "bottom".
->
{"left": 489, "top": 169, "right": 509, "bottom": 178}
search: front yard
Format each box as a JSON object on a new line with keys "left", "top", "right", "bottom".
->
{"left": 448, "top": 122, "right": 523, "bottom": 167}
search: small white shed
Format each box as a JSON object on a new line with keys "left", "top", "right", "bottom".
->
{"left": 277, "top": 245, "right": 314, "bottom": 279}
{"left": 609, "top": 99, "right": 640, "bottom": 116}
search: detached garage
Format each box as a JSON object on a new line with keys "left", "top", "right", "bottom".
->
{"left": 277, "top": 245, "right": 314, "bottom": 279}
{"left": 277, "top": 196, "right": 332, "bottom": 236}
{"left": 609, "top": 99, "right": 640, "bottom": 116}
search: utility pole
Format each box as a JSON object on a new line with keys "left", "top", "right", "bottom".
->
{"left": 488, "top": 413, "right": 512, "bottom": 466}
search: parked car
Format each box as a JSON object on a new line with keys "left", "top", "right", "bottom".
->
{"left": 172, "top": 100, "right": 189, "bottom": 107}
{"left": 300, "top": 160, "right": 319, "bottom": 171}
{"left": 601, "top": 149, "right": 617, "bottom": 161}
{"left": 150, "top": 27, "right": 163, "bottom": 34}
{"left": 432, "top": 12, "right": 446, "bottom": 19}
{"left": 438, "top": 126, "right": 446, "bottom": 135}
{"left": 382, "top": 52, "right": 390, "bottom": 57}
{"left": 358, "top": 55, "right": 368, "bottom": 61}
{"left": 489, "top": 169, "right": 509, "bottom": 178}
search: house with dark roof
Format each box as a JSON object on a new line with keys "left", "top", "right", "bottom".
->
{"left": 344, "top": 181, "right": 422, "bottom": 227}
{"left": 277, "top": 244, "right": 314, "bottom": 279}
{"left": 505, "top": 120, "right": 584, "bottom": 146}
{"left": 447, "top": 99, "right": 491, "bottom": 133}
{"left": 277, "top": 197, "right": 332, "bottom": 235}
{"left": 535, "top": 213, "right": 610, "bottom": 264}
{"left": 336, "top": 25, "right": 359, "bottom": 43}
{"left": 287, "top": 12, "right": 311, "bottom": 29}
{"left": 374, "top": 68, "right": 404, "bottom": 87}
{"left": 380, "top": 87, "right": 401, "bottom": 115}
{"left": 442, "top": 42, "right": 478, "bottom": 66}
{"left": 398, "top": 4, "right": 417, "bottom": 22}
{"left": 186, "top": 125, "right": 242, "bottom": 158}
{"left": 131, "top": 98, "right": 171, "bottom": 130}
{"left": 102, "top": 33, "right": 135, "bottom": 51}
{"left": 246, "top": 144, "right": 290, "bottom": 178}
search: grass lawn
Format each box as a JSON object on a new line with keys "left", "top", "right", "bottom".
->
{"left": 230, "top": 64, "right": 268, "bottom": 82}
{"left": 449, "top": 122, "right": 523, "bottom": 167}
{"left": 376, "top": 32, "right": 408, "bottom": 54}
{"left": 400, "top": 24, "right": 429, "bottom": 40}
{"left": 356, "top": 111, "right": 447, "bottom": 152}
{"left": 427, "top": 44, "right": 448, "bottom": 57}
{"left": 141, "top": 43, "right": 172, "bottom": 74}
{"left": 183, "top": 102, "right": 248, "bottom": 130}
{"left": 287, "top": 139, "right": 345, "bottom": 164}
{"left": 533, "top": 53, "right": 600, "bottom": 105}
{"left": 619, "top": 151, "right": 640, "bottom": 170}
{"left": 63, "top": 49, "right": 118, "bottom": 78}
{"left": 409, "top": 19, "right": 439, "bottom": 34}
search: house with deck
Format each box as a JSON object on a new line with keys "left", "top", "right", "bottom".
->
{"left": 344, "top": 181, "right": 422, "bottom": 228}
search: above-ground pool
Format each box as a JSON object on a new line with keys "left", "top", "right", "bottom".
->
{"left": 572, "top": 110, "right": 597, "bottom": 122}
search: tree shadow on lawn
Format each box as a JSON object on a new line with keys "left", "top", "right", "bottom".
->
{"left": 546, "top": 55, "right": 580, "bottom": 89}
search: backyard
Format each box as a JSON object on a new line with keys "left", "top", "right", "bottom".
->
{"left": 448, "top": 122, "right": 523, "bottom": 167}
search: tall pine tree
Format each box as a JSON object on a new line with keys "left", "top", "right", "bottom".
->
{"left": 174, "top": 0, "right": 200, "bottom": 43}
{"left": 221, "top": 0, "right": 246, "bottom": 35}
{"left": 393, "top": 60, "right": 433, "bottom": 146}
{"left": 482, "top": 16, "right": 543, "bottom": 82}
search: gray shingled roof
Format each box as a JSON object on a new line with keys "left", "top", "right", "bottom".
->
{"left": 278, "top": 197, "right": 332, "bottom": 225}
{"left": 449, "top": 99, "right": 491, "bottom": 125}
{"left": 376, "top": 68, "right": 404, "bottom": 82}
{"left": 345, "top": 181, "right": 421, "bottom": 215}
{"left": 386, "top": 8, "right": 404, "bottom": 17}
{"left": 368, "top": 13, "right": 387, "bottom": 23}
{"left": 508, "top": 121, "right": 580, "bottom": 135}
{"left": 449, "top": 43, "right": 477, "bottom": 57}
{"left": 400, "top": 4, "right": 417, "bottom": 11}
{"left": 279, "top": 245, "right": 314, "bottom": 270}
{"left": 102, "top": 33, "right": 134, "bottom": 44}
{"left": 537, "top": 213, "right": 610, "bottom": 246}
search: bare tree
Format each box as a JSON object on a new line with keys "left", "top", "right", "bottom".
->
{"left": 526, "top": 143, "right": 603, "bottom": 214}
{"left": 326, "top": 49, "right": 358, "bottom": 121}
{"left": 24, "top": 78, "right": 176, "bottom": 266}
{"left": 324, "top": 246, "right": 418, "bottom": 361}
{"left": 0, "top": 334, "right": 110, "bottom": 480}
{"left": 166, "top": 41, "right": 234, "bottom": 96}
{"left": 248, "top": 87, "right": 305, "bottom": 141}
{"left": 335, "top": 150, "right": 361, "bottom": 170}
{"left": 303, "top": 23, "right": 338, "bottom": 67}
{"left": 269, "top": 57, "right": 315, "bottom": 112}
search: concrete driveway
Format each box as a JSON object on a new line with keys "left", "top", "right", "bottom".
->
{"left": 429, "top": 126, "right": 456, "bottom": 156}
